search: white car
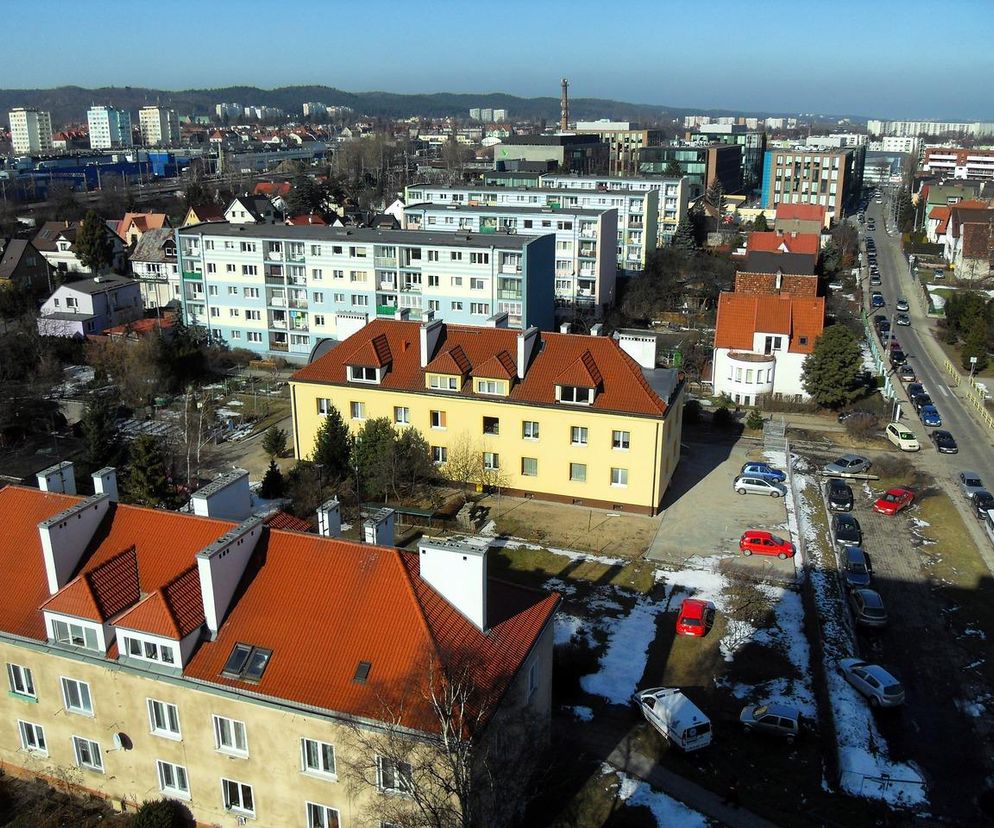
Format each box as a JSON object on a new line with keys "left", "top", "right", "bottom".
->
{"left": 839, "top": 659, "right": 905, "bottom": 707}
{"left": 885, "top": 422, "right": 920, "bottom": 452}
{"left": 733, "top": 475, "right": 787, "bottom": 498}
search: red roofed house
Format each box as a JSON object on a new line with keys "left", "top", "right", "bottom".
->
{"left": 291, "top": 318, "right": 687, "bottom": 514}
{"left": 712, "top": 291, "right": 826, "bottom": 404}
{"left": 944, "top": 201, "right": 994, "bottom": 278}
{"left": 116, "top": 212, "right": 170, "bottom": 248}
{"left": 774, "top": 202, "right": 828, "bottom": 234}
{"left": 0, "top": 463, "right": 558, "bottom": 826}
{"left": 927, "top": 205, "right": 951, "bottom": 246}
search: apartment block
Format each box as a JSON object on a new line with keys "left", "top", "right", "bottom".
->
{"left": 760, "top": 145, "right": 865, "bottom": 218}
{"left": 495, "top": 134, "right": 609, "bottom": 175}
{"left": 638, "top": 143, "right": 743, "bottom": 198}
{"left": 685, "top": 123, "right": 767, "bottom": 193}
{"left": 138, "top": 106, "right": 180, "bottom": 146}
{"left": 176, "top": 224, "right": 555, "bottom": 360}
{"left": 0, "top": 477, "right": 556, "bottom": 827}
{"left": 8, "top": 108, "right": 53, "bottom": 154}
{"left": 574, "top": 120, "right": 666, "bottom": 175}
{"left": 291, "top": 319, "right": 686, "bottom": 515}
{"left": 403, "top": 202, "right": 617, "bottom": 312}
{"left": 923, "top": 147, "right": 994, "bottom": 181}
{"left": 131, "top": 228, "right": 179, "bottom": 308}
{"left": 405, "top": 182, "right": 659, "bottom": 274}
{"left": 867, "top": 119, "right": 994, "bottom": 138}
{"left": 87, "top": 106, "right": 133, "bottom": 149}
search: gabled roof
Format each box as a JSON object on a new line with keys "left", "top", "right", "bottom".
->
{"left": 474, "top": 350, "right": 516, "bottom": 380}
{"left": 263, "top": 510, "right": 313, "bottom": 533}
{"left": 33, "top": 221, "right": 79, "bottom": 252}
{"left": 117, "top": 212, "right": 169, "bottom": 238}
{"left": 185, "top": 204, "right": 225, "bottom": 223}
{"left": 426, "top": 344, "right": 470, "bottom": 375}
{"left": 747, "top": 231, "right": 820, "bottom": 255}
{"left": 115, "top": 565, "right": 204, "bottom": 639}
{"left": 774, "top": 203, "right": 826, "bottom": 222}
{"left": 228, "top": 195, "right": 275, "bottom": 221}
{"left": 555, "top": 349, "right": 603, "bottom": 387}
{"left": 743, "top": 250, "right": 817, "bottom": 276}
{"left": 346, "top": 332, "right": 392, "bottom": 368}
{"left": 293, "top": 320, "right": 669, "bottom": 417}
{"left": 929, "top": 205, "right": 951, "bottom": 235}
{"left": 41, "top": 546, "right": 140, "bottom": 622}
{"left": 0, "top": 239, "right": 39, "bottom": 280}
{"left": 287, "top": 213, "right": 327, "bottom": 225}
{"left": 130, "top": 227, "right": 177, "bottom": 263}
{"left": 714, "top": 292, "right": 825, "bottom": 355}
{"left": 55, "top": 275, "right": 137, "bottom": 296}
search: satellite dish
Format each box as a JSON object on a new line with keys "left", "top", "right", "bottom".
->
{"left": 112, "top": 732, "right": 132, "bottom": 751}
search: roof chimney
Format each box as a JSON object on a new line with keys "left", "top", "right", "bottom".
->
{"left": 91, "top": 467, "right": 118, "bottom": 502}
{"left": 775, "top": 269, "right": 783, "bottom": 291}
{"left": 191, "top": 469, "right": 251, "bottom": 521}
{"left": 197, "top": 516, "right": 264, "bottom": 638}
{"left": 362, "top": 507, "right": 395, "bottom": 546}
{"left": 420, "top": 318, "right": 444, "bottom": 367}
{"left": 559, "top": 322, "right": 571, "bottom": 334}
{"left": 486, "top": 312, "right": 509, "bottom": 328}
{"left": 393, "top": 307, "right": 410, "bottom": 321}
{"left": 316, "top": 497, "right": 341, "bottom": 538}
{"left": 38, "top": 494, "right": 111, "bottom": 594}
{"left": 418, "top": 537, "right": 489, "bottom": 631}
{"left": 516, "top": 326, "right": 540, "bottom": 379}
{"left": 37, "top": 461, "right": 76, "bottom": 495}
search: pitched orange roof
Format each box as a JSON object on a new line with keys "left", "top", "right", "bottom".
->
{"left": 117, "top": 212, "right": 168, "bottom": 238}
{"left": 555, "top": 350, "right": 603, "bottom": 387}
{"left": 41, "top": 546, "right": 140, "bottom": 622}
{"left": 346, "top": 332, "right": 392, "bottom": 368}
{"left": 287, "top": 214, "right": 327, "bottom": 225}
{"left": 293, "top": 321, "right": 668, "bottom": 418}
{"left": 474, "top": 350, "right": 516, "bottom": 380}
{"left": 426, "top": 344, "right": 470, "bottom": 375}
{"left": 116, "top": 566, "right": 204, "bottom": 638}
{"left": 747, "top": 231, "right": 820, "bottom": 255}
{"left": 775, "top": 203, "right": 826, "bottom": 222}
{"left": 929, "top": 206, "right": 951, "bottom": 235}
{"left": 263, "top": 510, "right": 313, "bottom": 533}
{"left": 714, "top": 292, "right": 825, "bottom": 355}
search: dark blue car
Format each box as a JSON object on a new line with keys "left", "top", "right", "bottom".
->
{"left": 740, "top": 462, "right": 787, "bottom": 483}
{"left": 871, "top": 293, "right": 886, "bottom": 308}
{"left": 919, "top": 405, "right": 942, "bottom": 427}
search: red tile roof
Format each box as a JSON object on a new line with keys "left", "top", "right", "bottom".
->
{"left": 555, "top": 350, "right": 603, "bottom": 387}
{"left": 287, "top": 214, "right": 327, "bottom": 225}
{"left": 714, "top": 292, "right": 825, "bottom": 355}
{"left": 263, "top": 510, "right": 313, "bottom": 532}
{"left": 474, "top": 350, "right": 516, "bottom": 380}
{"left": 292, "top": 320, "right": 669, "bottom": 417}
{"left": 346, "top": 332, "right": 392, "bottom": 368}
{"left": 41, "top": 546, "right": 140, "bottom": 622}
{"left": 929, "top": 206, "right": 951, "bottom": 235}
{"left": 747, "top": 231, "right": 820, "bottom": 255}
{"left": 116, "top": 565, "right": 205, "bottom": 638}
{"left": 775, "top": 203, "right": 826, "bottom": 223}
{"left": 426, "top": 344, "right": 470, "bottom": 375}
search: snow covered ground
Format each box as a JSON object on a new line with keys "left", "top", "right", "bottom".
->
{"left": 603, "top": 764, "right": 712, "bottom": 827}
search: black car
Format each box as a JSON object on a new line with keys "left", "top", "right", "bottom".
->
{"left": 826, "top": 478, "right": 854, "bottom": 511}
{"left": 873, "top": 314, "right": 888, "bottom": 326}
{"left": 971, "top": 490, "right": 994, "bottom": 519}
{"left": 930, "top": 429, "right": 958, "bottom": 454}
{"left": 907, "top": 383, "right": 925, "bottom": 399}
{"left": 889, "top": 350, "right": 907, "bottom": 367}
{"left": 913, "top": 393, "right": 933, "bottom": 412}
{"left": 831, "top": 513, "right": 863, "bottom": 548}
{"left": 877, "top": 320, "right": 892, "bottom": 335}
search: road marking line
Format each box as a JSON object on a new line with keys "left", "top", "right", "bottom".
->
{"left": 937, "top": 385, "right": 950, "bottom": 397}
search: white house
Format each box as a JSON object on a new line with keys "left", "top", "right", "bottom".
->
{"left": 37, "top": 275, "right": 143, "bottom": 337}
{"left": 130, "top": 228, "right": 179, "bottom": 309}
{"left": 712, "top": 292, "right": 825, "bottom": 404}
{"left": 224, "top": 196, "right": 278, "bottom": 224}
{"left": 32, "top": 220, "right": 127, "bottom": 276}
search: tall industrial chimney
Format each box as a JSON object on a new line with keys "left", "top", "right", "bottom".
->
{"left": 560, "top": 78, "right": 569, "bottom": 132}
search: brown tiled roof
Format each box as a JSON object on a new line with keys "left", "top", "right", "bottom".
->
{"left": 734, "top": 271, "right": 819, "bottom": 297}
{"left": 115, "top": 565, "right": 204, "bottom": 639}
{"left": 774, "top": 204, "right": 826, "bottom": 222}
{"left": 555, "top": 350, "right": 603, "bottom": 387}
{"left": 292, "top": 320, "right": 668, "bottom": 417}
{"left": 714, "top": 292, "right": 825, "bottom": 355}
{"left": 346, "top": 332, "right": 392, "bottom": 368}
{"left": 263, "top": 510, "right": 313, "bottom": 533}
{"left": 929, "top": 206, "right": 951, "bottom": 235}
{"left": 962, "top": 222, "right": 994, "bottom": 260}
{"left": 474, "top": 350, "right": 516, "bottom": 380}
{"left": 747, "top": 231, "right": 820, "bottom": 255}
{"left": 426, "top": 344, "right": 470, "bottom": 375}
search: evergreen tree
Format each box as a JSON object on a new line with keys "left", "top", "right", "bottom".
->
{"left": 132, "top": 798, "right": 187, "bottom": 828}
{"left": 752, "top": 212, "right": 770, "bottom": 232}
{"left": 121, "top": 435, "right": 176, "bottom": 508}
{"left": 396, "top": 427, "right": 435, "bottom": 493}
{"left": 354, "top": 417, "right": 398, "bottom": 501}
{"left": 74, "top": 210, "right": 114, "bottom": 274}
{"left": 262, "top": 425, "right": 288, "bottom": 459}
{"left": 664, "top": 159, "right": 683, "bottom": 177}
{"left": 80, "top": 395, "right": 121, "bottom": 469}
{"left": 260, "top": 459, "right": 285, "bottom": 499}
{"left": 285, "top": 173, "right": 326, "bottom": 217}
{"left": 962, "top": 327, "right": 990, "bottom": 372}
{"left": 705, "top": 179, "right": 726, "bottom": 216}
{"left": 801, "top": 325, "right": 864, "bottom": 408}
{"left": 746, "top": 408, "right": 765, "bottom": 430}
{"left": 311, "top": 404, "right": 352, "bottom": 481}
{"left": 671, "top": 214, "right": 698, "bottom": 253}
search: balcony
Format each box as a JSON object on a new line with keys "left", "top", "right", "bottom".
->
{"left": 578, "top": 266, "right": 596, "bottom": 277}
{"left": 270, "top": 319, "right": 287, "bottom": 329}
{"left": 374, "top": 257, "right": 397, "bottom": 268}
{"left": 629, "top": 219, "right": 643, "bottom": 228}
{"left": 266, "top": 250, "right": 283, "bottom": 262}
{"left": 286, "top": 248, "right": 305, "bottom": 263}
{"left": 265, "top": 274, "right": 285, "bottom": 285}
{"left": 497, "top": 289, "right": 522, "bottom": 301}
{"left": 578, "top": 246, "right": 597, "bottom": 259}
{"left": 182, "top": 270, "right": 203, "bottom": 280}
{"left": 269, "top": 340, "right": 289, "bottom": 352}
{"left": 289, "top": 297, "right": 308, "bottom": 309}
{"left": 377, "top": 304, "right": 398, "bottom": 316}
{"left": 400, "top": 284, "right": 422, "bottom": 294}
{"left": 269, "top": 296, "right": 286, "bottom": 308}
{"left": 499, "top": 264, "right": 522, "bottom": 274}
{"left": 291, "top": 322, "right": 309, "bottom": 332}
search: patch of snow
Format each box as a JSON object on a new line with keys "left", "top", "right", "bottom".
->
{"left": 608, "top": 766, "right": 711, "bottom": 828}
{"left": 955, "top": 699, "right": 985, "bottom": 718}
{"left": 963, "top": 628, "right": 987, "bottom": 640}
{"left": 568, "top": 705, "right": 594, "bottom": 721}
{"left": 581, "top": 597, "right": 661, "bottom": 704}
{"left": 910, "top": 517, "right": 931, "bottom": 529}
{"left": 554, "top": 613, "right": 587, "bottom": 645}
{"left": 544, "top": 577, "right": 577, "bottom": 598}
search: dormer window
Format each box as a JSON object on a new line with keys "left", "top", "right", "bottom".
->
{"left": 51, "top": 618, "right": 100, "bottom": 651}
{"left": 428, "top": 374, "right": 459, "bottom": 391}
{"left": 558, "top": 385, "right": 594, "bottom": 405}
{"left": 121, "top": 633, "right": 176, "bottom": 665}
{"left": 349, "top": 365, "right": 379, "bottom": 383}
{"left": 475, "top": 379, "right": 506, "bottom": 396}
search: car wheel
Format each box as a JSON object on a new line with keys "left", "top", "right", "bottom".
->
{"left": 737, "top": 489, "right": 746, "bottom": 495}
{"left": 771, "top": 491, "right": 781, "bottom": 498}
{"left": 778, "top": 552, "right": 787, "bottom": 560}
{"left": 742, "top": 548, "right": 752, "bottom": 556}
{"left": 786, "top": 734, "right": 796, "bottom": 745}
{"left": 869, "top": 695, "right": 879, "bottom": 708}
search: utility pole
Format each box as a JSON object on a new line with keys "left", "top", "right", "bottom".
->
{"left": 560, "top": 78, "right": 570, "bottom": 133}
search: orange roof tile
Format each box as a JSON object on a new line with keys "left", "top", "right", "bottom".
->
{"left": 263, "top": 510, "right": 313, "bottom": 532}
{"left": 747, "top": 231, "right": 820, "bottom": 255}
{"left": 346, "top": 332, "right": 392, "bottom": 368}
{"left": 474, "top": 350, "right": 516, "bottom": 380}
{"left": 41, "top": 546, "right": 140, "bottom": 622}
{"left": 555, "top": 350, "right": 603, "bottom": 387}
{"left": 714, "top": 292, "right": 825, "bottom": 355}
{"left": 426, "top": 344, "right": 470, "bottom": 375}
{"left": 292, "top": 320, "right": 668, "bottom": 418}
{"left": 116, "top": 565, "right": 205, "bottom": 639}
{"left": 775, "top": 203, "right": 826, "bottom": 222}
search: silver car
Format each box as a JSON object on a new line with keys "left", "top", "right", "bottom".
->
{"left": 839, "top": 659, "right": 905, "bottom": 707}
{"left": 733, "top": 475, "right": 787, "bottom": 498}
{"left": 849, "top": 588, "right": 888, "bottom": 628}
{"left": 823, "top": 454, "right": 871, "bottom": 477}
{"left": 739, "top": 703, "right": 801, "bottom": 744}
{"left": 959, "top": 470, "right": 986, "bottom": 500}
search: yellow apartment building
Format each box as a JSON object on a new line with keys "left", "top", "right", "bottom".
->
{"left": 291, "top": 319, "right": 685, "bottom": 515}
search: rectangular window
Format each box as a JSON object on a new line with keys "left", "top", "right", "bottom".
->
{"left": 476, "top": 379, "right": 500, "bottom": 395}
{"left": 349, "top": 401, "right": 365, "bottom": 420}
{"left": 209, "top": 307, "right": 220, "bottom": 318}
{"left": 521, "top": 457, "right": 538, "bottom": 476}
{"left": 313, "top": 291, "right": 324, "bottom": 303}
{"left": 246, "top": 310, "right": 261, "bottom": 320}
{"left": 352, "top": 295, "right": 369, "bottom": 307}
{"left": 221, "top": 778, "right": 254, "bottom": 815}
{"left": 242, "top": 264, "right": 258, "bottom": 276}
{"left": 430, "top": 410, "right": 446, "bottom": 429}
{"left": 349, "top": 365, "right": 378, "bottom": 382}
{"left": 450, "top": 276, "right": 463, "bottom": 287}
{"left": 483, "top": 452, "right": 500, "bottom": 471}
{"left": 470, "top": 302, "right": 490, "bottom": 316}
{"left": 61, "top": 677, "right": 93, "bottom": 715}
{"left": 7, "top": 664, "right": 35, "bottom": 698}
{"left": 122, "top": 635, "right": 175, "bottom": 664}
{"left": 311, "top": 245, "right": 322, "bottom": 256}
{"left": 571, "top": 426, "right": 588, "bottom": 446}
{"left": 213, "top": 715, "right": 248, "bottom": 756}
{"left": 208, "top": 285, "right": 218, "bottom": 296}
{"left": 431, "top": 445, "right": 447, "bottom": 464}
{"left": 301, "top": 738, "right": 337, "bottom": 777}
{"left": 17, "top": 721, "right": 46, "bottom": 755}
{"left": 450, "top": 301, "right": 463, "bottom": 312}
{"left": 559, "top": 385, "right": 593, "bottom": 405}
{"left": 611, "top": 467, "right": 629, "bottom": 486}
{"left": 225, "top": 263, "right": 237, "bottom": 273}
{"left": 52, "top": 618, "right": 99, "bottom": 650}
{"left": 314, "top": 314, "right": 325, "bottom": 326}
{"left": 227, "top": 285, "right": 238, "bottom": 295}
{"left": 147, "top": 699, "right": 181, "bottom": 739}
{"left": 429, "top": 375, "right": 459, "bottom": 390}
{"left": 569, "top": 463, "right": 587, "bottom": 482}
{"left": 471, "top": 252, "right": 489, "bottom": 264}
{"left": 427, "top": 250, "right": 439, "bottom": 262}
{"left": 470, "top": 277, "right": 485, "bottom": 290}
{"left": 612, "top": 430, "right": 630, "bottom": 450}
{"left": 522, "top": 420, "right": 539, "bottom": 440}
{"left": 450, "top": 252, "right": 463, "bottom": 262}
{"left": 306, "top": 803, "right": 341, "bottom": 828}
{"left": 73, "top": 736, "right": 103, "bottom": 772}
{"left": 247, "top": 332, "right": 262, "bottom": 343}
{"left": 428, "top": 273, "right": 439, "bottom": 287}
{"left": 483, "top": 416, "right": 500, "bottom": 435}
{"left": 394, "top": 406, "right": 410, "bottom": 425}
{"left": 157, "top": 760, "right": 190, "bottom": 798}
{"left": 378, "top": 757, "right": 413, "bottom": 794}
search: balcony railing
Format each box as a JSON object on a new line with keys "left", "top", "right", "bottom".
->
{"left": 270, "top": 319, "right": 287, "bottom": 329}
{"left": 499, "top": 265, "right": 522, "bottom": 274}
{"left": 265, "top": 274, "right": 285, "bottom": 285}
{"left": 578, "top": 247, "right": 597, "bottom": 258}
{"left": 374, "top": 257, "right": 397, "bottom": 268}
{"left": 289, "top": 298, "right": 308, "bottom": 309}
{"left": 182, "top": 270, "right": 202, "bottom": 280}
{"left": 269, "top": 297, "right": 286, "bottom": 307}
{"left": 269, "top": 341, "right": 289, "bottom": 352}
{"left": 376, "top": 304, "right": 398, "bottom": 316}
{"left": 497, "top": 290, "right": 522, "bottom": 301}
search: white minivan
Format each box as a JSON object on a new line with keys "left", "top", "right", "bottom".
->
{"left": 984, "top": 509, "right": 994, "bottom": 548}
{"left": 885, "top": 422, "right": 920, "bottom": 452}
{"left": 635, "top": 687, "right": 712, "bottom": 751}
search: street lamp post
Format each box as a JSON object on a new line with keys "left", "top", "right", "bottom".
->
{"left": 970, "top": 356, "right": 979, "bottom": 384}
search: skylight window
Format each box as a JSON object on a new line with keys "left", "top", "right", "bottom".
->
{"left": 222, "top": 643, "right": 272, "bottom": 682}
{"left": 353, "top": 661, "right": 372, "bottom": 684}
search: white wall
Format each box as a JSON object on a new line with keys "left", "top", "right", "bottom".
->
{"left": 418, "top": 538, "right": 488, "bottom": 631}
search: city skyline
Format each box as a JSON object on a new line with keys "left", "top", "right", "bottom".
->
{"left": 2, "top": 0, "right": 992, "bottom": 121}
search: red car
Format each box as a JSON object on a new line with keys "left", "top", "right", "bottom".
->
{"left": 873, "top": 487, "right": 914, "bottom": 515}
{"left": 739, "top": 530, "right": 795, "bottom": 559}
{"left": 676, "top": 598, "right": 714, "bottom": 637}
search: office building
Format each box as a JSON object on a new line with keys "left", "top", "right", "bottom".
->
{"left": 575, "top": 120, "right": 666, "bottom": 176}
{"left": 291, "top": 319, "right": 686, "bottom": 514}
{"left": 495, "top": 134, "right": 609, "bottom": 175}
{"left": 138, "top": 106, "right": 180, "bottom": 146}
{"left": 8, "top": 108, "right": 53, "bottom": 154}
{"left": 685, "top": 123, "right": 767, "bottom": 193}
{"left": 176, "top": 224, "right": 555, "bottom": 359}
{"left": 87, "top": 106, "right": 133, "bottom": 149}
{"left": 638, "top": 143, "right": 743, "bottom": 198}
{"left": 760, "top": 145, "right": 865, "bottom": 218}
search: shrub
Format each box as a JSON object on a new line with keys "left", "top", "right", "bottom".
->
{"left": 683, "top": 399, "right": 703, "bottom": 424}
{"left": 873, "top": 453, "right": 912, "bottom": 480}
{"left": 745, "top": 408, "right": 765, "bottom": 430}
{"left": 844, "top": 412, "right": 879, "bottom": 439}
{"left": 133, "top": 798, "right": 190, "bottom": 828}
{"left": 712, "top": 405, "right": 736, "bottom": 430}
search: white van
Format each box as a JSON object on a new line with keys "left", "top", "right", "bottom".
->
{"left": 885, "top": 422, "right": 920, "bottom": 452}
{"left": 635, "top": 687, "right": 712, "bottom": 751}
{"left": 984, "top": 509, "right": 994, "bottom": 548}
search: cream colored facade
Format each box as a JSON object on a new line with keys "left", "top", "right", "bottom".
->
{"left": 0, "top": 622, "right": 553, "bottom": 825}
{"left": 292, "top": 378, "right": 684, "bottom": 515}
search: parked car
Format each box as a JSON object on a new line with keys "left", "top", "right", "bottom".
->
{"left": 839, "top": 659, "right": 905, "bottom": 707}
{"left": 826, "top": 478, "right": 854, "bottom": 511}
{"left": 929, "top": 429, "right": 958, "bottom": 454}
{"left": 831, "top": 513, "right": 862, "bottom": 547}
{"left": 871, "top": 292, "right": 885, "bottom": 308}
{"left": 676, "top": 598, "right": 714, "bottom": 637}
{"left": 842, "top": 546, "right": 873, "bottom": 589}
{"left": 912, "top": 392, "right": 933, "bottom": 411}
{"left": 919, "top": 405, "right": 942, "bottom": 427}
{"left": 739, "top": 703, "right": 801, "bottom": 744}
{"left": 907, "top": 383, "right": 925, "bottom": 400}
{"left": 870, "top": 275, "right": 882, "bottom": 286}
{"left": 970, "top": 490, "right": 994, "bottom": 519}
{"left": 934, "top": 268, "right": 945, "bottom": 279}
{"left": 889, "top": 350, "right": 907, "bottom": 367}
{"left": 896, "top": 298, "right": 910, "bottom": 311}
{"left": 739, "top": 530, "right": 795, "bottom": 559}
{"left": 635, "top": 688, "right": 712, "bottom": 751}
{"left": 877, "top": 320, "right": 891, "bottom": 335}
{"left": 872, "top": 313, "right": 887, "bottom": 326}
{"left": 897, "top": 365, "right": 916, "bottom": 382}
{"left": 896, "top": 314, "right": 911, "bottom": 326}
{"left": 823, "top": 454, "right": 871, "bottom": 476}
{"left": 873, "top": 487, "right": 915, "bottom": 515}
{"left": 733, "top": 476, "right": 787, "bottom": 498}
{"left": 849, "top": 589, "right": 888, "bottom": 628}
{"left": 959, "top": 470, "right": 986, "bottom": 499}
{"left": 740, "top": 462, "right": 786, "bottom": 483}
{"left": 884, "top": 423, "right": 919, "bottom": 451}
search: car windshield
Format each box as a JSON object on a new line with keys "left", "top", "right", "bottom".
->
{"left": 967, "top": 477, "right": 982, "bottom": 487}
{"left": 885, "top": 684, "right": 904, "bottom": 696}
{"left": 769, "top": 535, "right": 786, "bottom": 546}
{"left": 851, "top": 563, "right": 867, "bottom": 574}
{"left": 899, "top": 432, "right": 914, "bottom": 440}
{"left": 681, "top": 618, "right": 701, "bottom": 627}
{"left": 884, "top": 493, "right": 899, "bottom": 502}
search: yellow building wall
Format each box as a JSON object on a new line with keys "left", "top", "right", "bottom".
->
{"left": 292, "top": 380, "right": 683, "bottom": 514}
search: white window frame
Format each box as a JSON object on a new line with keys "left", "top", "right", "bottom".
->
{"left": 72, "top": 735, "right": 103, "bottom": 772}
{"left": 377, "top": 756, "right": 413, "bottom": 795}
{"left": 569, "top": 462, "right": 587, "bottom": 483}
{"left": 306, "top": 802, "right": 341, "bottom": 828}
{"left": 51, "top": 617, "right": 100, "bottom": 651}
{"left": 301, "top": 738, "right": 337, "bottom": 779}
{"left": 521, "top": 457, "right": 538, "bottom": 477}
{"left": 476, "top": 379, "right": 501, "bottom": 395}
{"left": 61, "top": 677, "right": 93, "bottom": 716}
{"left": 147, "top": 698, "right": 181, "bottom": 740}
{"left": 483, "top": 452, "right": 499, "bottom": 471}
{"left": 350, "top": 401, "right": 366, "bottom": 421}
{"left": 431, "top": 445, "right": 447, "bottom": 465}
{"left": 559, "top": 385, "right": 594, "bottom": 405}
{"left": 349, "top": 365, "right": 378, "bottom": 383}
{"left": 17, "top": 720, "right": 47, "bottom": 755}
{"left": 611, "top": 467, "right": 629, "bottom": 487}
{"left": 221, "top": 777, "right": 255, "bottom": 816}
{"left": 121, "top": 634, "right": 176, "bottom": 665}
{"left": 157, "top": 759, "right": 190, "bottom": 799}
{"left": 7, "top": 663, "right": 35, "bottom": 698}
{"left": 394, "top": 406, "right": 410, "bottom": 425}
{"left": 612, "top": 430, "right": 630, "bottom": 451}
{"left": 430, "top": 410, "right": 446, "bottom": 430}
{"left": 570, "top": 426, "right": 588, "bottom": 446}
{"left": 213, "top": 714, "right": 248, "bottom": 757}
{"left": 522, "top": 420, "right": 540, "bottom": 440}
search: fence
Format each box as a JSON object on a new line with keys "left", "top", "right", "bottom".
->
{"left": 861, "top": 311, "right": 896, "bottom": 401}
{"left": 839, "top": 769, "right": 927, "bottom": 805}
{"left": 965, "top": 376, "right": 994, "bottom": 431}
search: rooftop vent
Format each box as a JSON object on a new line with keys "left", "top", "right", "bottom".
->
{"left": 353, "top": 660, "right": 372, "bottom": 684}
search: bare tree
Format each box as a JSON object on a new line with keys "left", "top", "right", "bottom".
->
{"left": 441, "top": 432, "right": 511, "bottom": 504}
{"left": 177, "top": 385, "right": 219, "bottom": 488}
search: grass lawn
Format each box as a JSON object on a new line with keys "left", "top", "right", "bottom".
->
{"left": 491, "top": 545, "right": 656, "bottom": 594}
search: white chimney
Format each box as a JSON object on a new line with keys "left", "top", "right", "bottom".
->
{"left": 363, "top": 507, "right": 395, "bottom": 546}
{"left": 316, "top": 497, "right": 341, "bottom": 538}
{"left": 38, "top": 494, "right": 111, "bottom": 594}
{"left": 420, "top": 318, "right": 444, "bottom": 367}
{"left": 393, "top": 307, "right": 410, "bottom": 321}
{"left": 590, "top": 323, "right": 604, "bottom": 337}
{"left": 516, "top": 326, "right": 540, "bottom": 379}
{"left": 197, "top": 516, "right": 264, "bottom": 638}
{"left": 775, "top": 269, "right": 783, "bottom": 291}
{"left": 192, "top": 469, "right": 251, "bottom": 521}
{"left": 91, "top": 467, "right": 118, "bottom": 502}
{"left": 616, "top": 330, "right": 658, "bottom": 370}
{"left": 37, "top": 461, "right": 76, "bottom": 495}
{"left": 559, "top": 322, "right": 571, "bottom": 333}
{"left": 418, "top": 538, "right": 488, "bottom": 631}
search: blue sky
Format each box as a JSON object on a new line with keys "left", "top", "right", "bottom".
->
{"left": 6, "top": 0, "right": 994, "bottom": 119}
